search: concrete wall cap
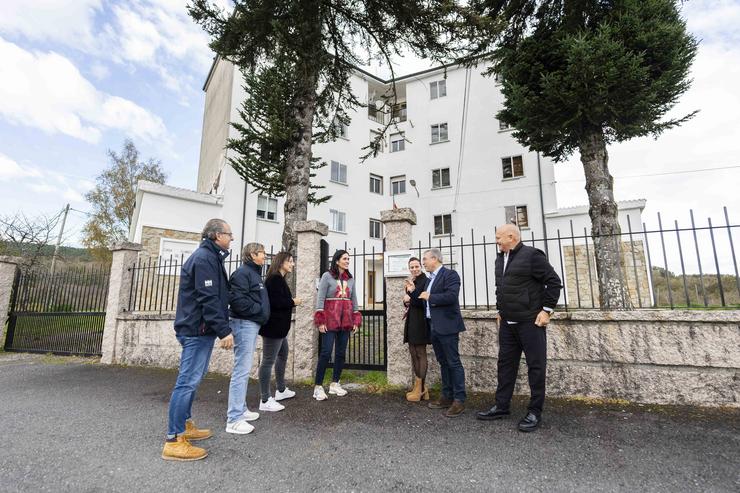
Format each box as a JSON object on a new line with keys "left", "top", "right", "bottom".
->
{"left": 295, "top": 220, "right": 329, "bottom": 236}
{"left": 380, "top": 208, "right": 417, "bottom": 225}
{"left": 110, "top": 242, "right": 144, "bottom": 252}
{"left": 0, "top": 255, "right": 24, "bottom": 265}
{"left": 461, "top": 309, "right": 740, "bottom": 323}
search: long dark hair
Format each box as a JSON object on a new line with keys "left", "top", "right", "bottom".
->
{"left": 329, "top": 249, "right": 353, "bottom": 279}
{"left": 266, "top": 251, "right": 292, "bottom": 278}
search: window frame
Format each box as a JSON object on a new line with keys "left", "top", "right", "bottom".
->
{"left": 330, "top": 209, "right": 347, "bottom": 233}
{"left": 390, "top": 132, "right": 405, "bottom": 153}
{"left": 369, "top": 218, "right": 382, "bottom": 239}
{"left": 430, "top": 79, "right": 447, "bottom": 100}
{"left": 256, "top": 194, "right": 278, "bottom": 221}
{"left": 431, "top": 168, "right": 451, "bottom": 189}
{"left": 330, "top": 160, "right": 348, "bottom": 185}
{"left": 369, "top": 174, "right": 383, "bottom": 195}
{"left": 501, "top": 155, "right": 524, "bottom": 180}
{"left": 431, "top": 122, "right": 449, "bottom": 144}
{"left": 390, "top": 175, "right": 407, "bottom": 196}
{"left": 504, "top": 205, "right": 529, "bottom": 229}
{"left": 433, "top": 213, "right": 453, "bottom": 236}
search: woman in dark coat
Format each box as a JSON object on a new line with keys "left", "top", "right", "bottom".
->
{"left": 257, "top": 252, "right": 302, "bottom": 412}
{"left": 403, "top": 257, "right": 431, "bottom": 401}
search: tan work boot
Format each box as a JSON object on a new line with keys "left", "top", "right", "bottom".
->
{"left": 406, "top": 377, "right": 423, "bottom": 402}
{"left": 161, "top": 436, "right": 208, "bottom": 461}
{"left": 182, "top": 419, "right": 212, "bottom": 441}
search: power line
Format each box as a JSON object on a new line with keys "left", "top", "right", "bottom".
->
{"left": 556, "top": 164, "right": 740, "bottom": 183}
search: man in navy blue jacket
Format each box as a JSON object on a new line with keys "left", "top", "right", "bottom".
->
{"left": 162, "top": 218, "right": 234, "bottom": 461}
{"left": 413, "top": 248, "right": 466, "bottom": 417}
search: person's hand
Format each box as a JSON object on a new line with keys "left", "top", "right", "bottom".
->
{"left": 405, "top": 279, "right": 415, "bottom": 293}
{"left": 352, "top": 326, "right": 358, "bottom": 334}
{"left": 220, "top": 334, "right": 234, "bottom": 349}
{"left": 419, "top": 291, "right": 430, "bottom": 301}
{"left": 496, "top": 313, "right": 502, "bottom": 325}
{"left": 318, "top": 324, "right": 327, "bottom": 333}
{"left": 293, "top": 297, "right": 303, "bottom": 306}
{"left": 403, "top": 294, "right": 411, "bottom": 304}
{"left": 534, "top": 310, "right": 551, "bottom": 327}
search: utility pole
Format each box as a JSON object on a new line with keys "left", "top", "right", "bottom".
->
{"left": 50, "top": 204, "right": 70, "bottom": 275}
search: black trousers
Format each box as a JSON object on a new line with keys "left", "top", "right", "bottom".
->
{"left": 494, "top": 319, "right": 547, "bottom": 416}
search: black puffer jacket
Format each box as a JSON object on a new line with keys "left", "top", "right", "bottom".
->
{"left": 495, "top": 242, "right": 562, "bottom": 322}
{"left": 260, "top": 274, "right": 295, "bottom": 339}
{"left": 229, "top": 261, "right": 270, "bottom": 325}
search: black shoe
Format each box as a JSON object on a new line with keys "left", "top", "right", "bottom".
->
{"left": 476, "top": 405, "right": 510, "bottom": 421}
{"left": 518, "top": 413, "right": 540, "bottom": 432}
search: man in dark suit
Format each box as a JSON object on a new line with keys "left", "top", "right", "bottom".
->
{"left": 413, "top": 248, "right": 466, "bottom": 417}
{"left": 477, "top": 224, "right": 562, "bottom": 432}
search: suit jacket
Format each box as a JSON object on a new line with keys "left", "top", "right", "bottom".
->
{"left": 411, "top": 266, "right": 465, "bottom": 336}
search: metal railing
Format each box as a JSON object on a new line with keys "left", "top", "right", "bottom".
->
{"left": 412, "top": 207, "right": 739, "bottom": 310}
{"left": 126, "top": 248, "right": 283, "bottom": 313}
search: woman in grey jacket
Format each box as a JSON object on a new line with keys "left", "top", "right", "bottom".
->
{"left": 312, "top": 250, "right": 362, "bottom": 400}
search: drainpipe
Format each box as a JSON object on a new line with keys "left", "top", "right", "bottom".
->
{"left": 240, "top": 179, "right": 247, "bottom": 253}
{"left": 537, "top": 152, "right": 549, "bottom": 256}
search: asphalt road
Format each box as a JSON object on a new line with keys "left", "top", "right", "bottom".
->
{"left": 1, "top": 353, "right": 738, "bottom": 492}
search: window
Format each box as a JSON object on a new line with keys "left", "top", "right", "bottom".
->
{"left": 505, "top": 205, "right": 529, "bottom": 228}
{"left": 330, "top": 160, "right": 347, "bottom": 184}
{"left": 434, "top": 214, "right": 452, "bottom": 236}
{"left": 370, "top": 130, "right": 384, "bottom": 154}
{"left": 391, "top": 102, "right": 407, "bottom": 122}
{"left": 431, "top": 123, "right": 448, "bottom": 143}
{"left": 368, "top": 101, "right": 384, "bottom": 124}
{"left": 430, "top": 80, "right": 447, "bottom": 99}
{"left": 369, "top": 219, "right": 382, "bottom": 239}
{"left": 330, "top": 209, "right": 347, "bottom": 233}
{"left": 502, "top": 156, "right": 524, "bottom": 179}
{"left": 432, "top": 168, "right": 451, "bottom": 189}
{"left": 334, "top": 119, "right": 349, "bottom": 139}
{"left": 369, "top": 174, "right": 383, "bottom": 195}
{"left": 390, "top": 132, "right": 405, "bottom": 153}
{"left": 499, "top": 120, "right": 511, "bottom": 131}
{"left": 257, "top": 195, "right": 278, "bottom": 220}
{"left": 391, "top": 175, "right": 406, "bottom": 196}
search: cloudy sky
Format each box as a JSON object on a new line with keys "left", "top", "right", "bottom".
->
{"left": 0, "top": 0, "right": 738, "bottom": 247}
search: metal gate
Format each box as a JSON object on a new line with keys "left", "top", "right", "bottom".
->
{"left": 318, "top": 239, "right": 388, "bottom": 371}
{"left": 4, "top": 266, "right": 110, "bottom": 356}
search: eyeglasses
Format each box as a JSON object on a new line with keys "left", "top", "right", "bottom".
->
{"left": 218, "top": 231, "right": 234, "bottom": 238}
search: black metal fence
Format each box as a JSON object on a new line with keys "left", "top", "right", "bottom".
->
{"left": 413, "top": 207, "right": 739, "bottom": 310}
{"left": 5, "top": 265, "right": 110, "bottom": 356}
{"left": 320, "top": 239, "right": 387, "bottom": 370}
{"left": 126, "top": 248, "right": 283, "bottom": 313}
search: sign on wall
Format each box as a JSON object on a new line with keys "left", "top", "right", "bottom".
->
{"left": 384, "top": 250, "right": 413, "bottom": 278}
{"left": 158, "top": 238, "right": 199, "bottom": 274}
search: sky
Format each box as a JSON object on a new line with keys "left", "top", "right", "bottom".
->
{"left": 0, "top": 0, "right": 739, "bottom": 249}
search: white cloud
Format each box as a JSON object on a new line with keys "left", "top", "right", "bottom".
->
{"left": 0, "top": 153, "right": 43, "bottom": 181}
{"left": 0, "top": 0, "right": 102, "bottom": 51}
{"left": 0, "top": 37, "right": 168, "bottom": 144}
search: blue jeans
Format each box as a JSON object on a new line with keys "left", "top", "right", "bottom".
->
{"left": 314, "top": 330, "right": 350, "bottom": 385}
{"left": 227, "top": 319, "right": 260, "bottom": 422}
{"left": 430, "top": 330, "right": 466, "bottom": 402}
{"left": 167, "top": 334, "right": 216, "bottom": 438}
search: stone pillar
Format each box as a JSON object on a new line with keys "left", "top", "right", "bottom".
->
{"left": 101, "top": 242, "right": 142, "bottom": 364}
{"left": 292, "top": 220, "right": 329, "bottom": 381}
{"left": 0, "top": 256, "right": 22, "bottom": 345}
{"left": 380, "top": 208, "right": 417, "bottom": 386}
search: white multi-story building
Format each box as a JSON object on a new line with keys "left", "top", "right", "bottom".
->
{"left": 129, "top": 58, "right": 647, "bottom": 307}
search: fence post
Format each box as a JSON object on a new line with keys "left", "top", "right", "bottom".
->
{"left": 101, "top": 242, "right": 142, "bottom": 365}
{"left": 0, "top": 256, "right": 22, "bottom": 344}
{"left": 380, "top": 208, "right": 417, "bottom": 387}
{"left": 293, "top": 220, "right": 329, "bottom": 381}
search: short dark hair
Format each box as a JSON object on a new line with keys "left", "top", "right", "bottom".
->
{"left": 202, "top": 218, "right": 227, "bottom": 240}
{"left": 408, "top": 256, "right": 421, "bottom": 265}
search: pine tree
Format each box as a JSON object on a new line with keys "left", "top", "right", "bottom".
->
{"left": 188, "top": 0, "right": 462, "bottom": 254}
{"left": 470, "top": 0, "right": 697, "bottom": 308}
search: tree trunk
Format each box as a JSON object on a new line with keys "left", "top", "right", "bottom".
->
{"left": 579, "top": 130, "right": 632, "bottom": 309}
{"left": 281, "top": 70, "right": 319, "bottom": 256}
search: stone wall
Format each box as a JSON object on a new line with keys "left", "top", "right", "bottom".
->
{"left": 420, "top": 310, "right": 740, "bottom": 407}
{"left": 562, "top": 241, "right": 652, "bottom": 308}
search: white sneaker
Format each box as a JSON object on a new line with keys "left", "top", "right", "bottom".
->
{"left": 313, "top": 385, "right": 328, "bottom": 401}
{"left": 275, "top": 387, "right": 296, "bottom": 401}
{"left": 259, "top": 397, "right": 285, "bottom": 412}
{"left": 329, "top": 382, "right": 348, "bottom": 396}
{"left": 225, "top": 419, "right": 254, "bottom": 435}
{"left": 242, "top": 409, "right": 260, "bottom": 422}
